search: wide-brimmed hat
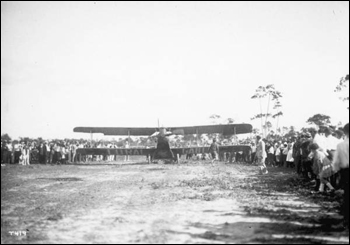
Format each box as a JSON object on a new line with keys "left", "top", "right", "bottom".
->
{"left": 309, "top": 143, "right": 319, "bottom": 151}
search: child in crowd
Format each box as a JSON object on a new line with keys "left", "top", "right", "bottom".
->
{"left": 309, "top": 143, "right": 335, "bottom": 193}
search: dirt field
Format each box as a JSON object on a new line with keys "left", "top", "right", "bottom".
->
{"left": 1, "top": 160, "right": 349, "bottom": 244}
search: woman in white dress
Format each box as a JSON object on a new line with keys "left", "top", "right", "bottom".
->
{"left": 21, "top": 144, "right": 30, "bottom": 165}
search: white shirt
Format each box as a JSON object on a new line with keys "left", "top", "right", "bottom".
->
{"left": 287, "top": 148, "right": 294, "bottom": 162}
{"left": 14, "top": 143, "right": 21, "bottom": 151}
{"left": 275, "top": 147, "right": 281, "bottom": 156}
{"left": 313, "top": 133, "right": 327, "bottom": 152}
{"left": 332, "top": 138, "right": 349, "bottom": 172}
{"left": 21, "top": 147, "right": 30, "bottom": 156}
{"left": 256, "top": 139, "right": 266, "bottom": 158}
{"left": 325, "top": 135, "right": 342, "bottom": 151}
{"left": 251, "top": 145, "right": 256, "bottom": 153}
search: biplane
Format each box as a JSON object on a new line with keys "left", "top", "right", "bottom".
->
{"left": 73, "top": 124, "right": 253, "bottom": 163}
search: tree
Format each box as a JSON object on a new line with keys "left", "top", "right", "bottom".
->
{"left": 1, "top": 134, "right": 12, "bottom": 142}
{"left": 307, "top": 114, "right": 331, "bottom": 127}
{"left": 209, "top": 114, "right": 221, "bottom": 124}
{"left": 19, "top": 137, "right": 31, "bottom": 143}
{"left": 251, "top": 84, "right": 283, "bottom": 137}
{"left": 334, "top": 74, "right": 349, "bottom": 109}
{"left": 282, "top": 126, "right": 289, "bottom": 135}
{"left": 251, "top": 86, "right": 267, "bottom": 135}
{"left": 226, "top": 118, "right": 235, "bottom": 124}
{"left": 264, "top": 121, "right": 273, "bottom": 134}
{"left": 252, "top": 128, "right": 260, "bottom": 135}
{"left": 284, "top": 126, "right": 297, "bottom": 139}
{"left": 272, "top": 100, "right": 283, "bottom": 132}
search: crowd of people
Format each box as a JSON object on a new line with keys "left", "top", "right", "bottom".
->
{"left": 0, "top": 140, "right": 125, "bottom": 165}
{"left": 1, "top": 123, "right": 348, "bottom": 227}
{"left": 253, "top": 125, "right": 347, "bottom": 188}
{"left": 253, "top": 123, "right": 349, "bottom": 228}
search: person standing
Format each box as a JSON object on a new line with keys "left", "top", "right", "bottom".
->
{"left": 251, "top": 142, "right": 257, "bottom": 164}
{"left": 3, "top": 141, "right": 11, "bottom": 164}
{"left": 309, "top": 143, "right": 335, "bottom": 193}
{"left": 1, "top": 141, "right": 4, "bottom": 164}
{"left": 209, "top": 138, "right": 219, "bottom": 163}
{"left": 332, "top": 123, "right": 349, "bottom": 228}
{"left": 274, "top": 142, "right": 281, "bottom": 167}
{"left": 21, "top": 144, "right": 30, "bottom": 165}
{"left": 54, "top": 143, "right": 61, "bottom": 164}
{"left": 10, "top": 141, "right": 15, "bottom": 164}
{"left": 71, "top": 142, "right": 77, "bottom": 163}
{"left": 67, "top": 142, "right": 71, "bottom": 163}
{"left": 49, "top": 143, "right": 55, "bottom": 164}
{"left": 286, "top": 141, "right": 294, "bottom": 168}
{"left": 310, "top": 128, "right": 328, "bottom": 156}
{"left": 14, "top": 141, "right": 21, "bottom": 164}
{"left": 267, "top": 142, "right": 275, "bottom": 167}
{"left": 293, "top": 136, "right": 302, "bottom": 174}
{"left": 38, "top": 142, "right": 47, "bottom": 164}
{"left": 124, "top": 140, "right": 130, "bottom": 161}
{"left": 282, "top": 142, "right": 288, "bottom": 167}
{"left": 256, "top": 135, "right": 268, "bottom": 174}
{"left": 60, "top": 144, "right": 67, "bottom": 164}
{"left": 45, "top": 141, "right": 50, "bottom": 164}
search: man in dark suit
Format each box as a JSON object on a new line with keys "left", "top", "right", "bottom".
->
{"left": 38, "top": 141, "right": 47, "bottom": 164}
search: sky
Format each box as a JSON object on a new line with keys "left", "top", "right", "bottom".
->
{"left": 1, "top": 1, "right": 349, "bottom": 140}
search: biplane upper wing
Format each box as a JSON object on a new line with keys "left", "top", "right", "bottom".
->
{"left": 73, "top": 127, "right": 158, "bottom": 136}
{"left": 168, "top": 124, "right": 252, "bottom": 135}
{"left": 73, "top": 124, "right": 252, "bottom": 136}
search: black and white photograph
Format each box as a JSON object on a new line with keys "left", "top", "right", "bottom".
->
{"left": 1, "top": 1, "right": 349, "bottom": 244}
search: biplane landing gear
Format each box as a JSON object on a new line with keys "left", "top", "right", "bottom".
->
{"left": 155, "top": 159, "right": 177, "bottom": 164}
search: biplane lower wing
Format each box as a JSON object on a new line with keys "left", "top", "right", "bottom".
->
{"left": 76, "top": 145, "right": 251, "bottom": 156}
